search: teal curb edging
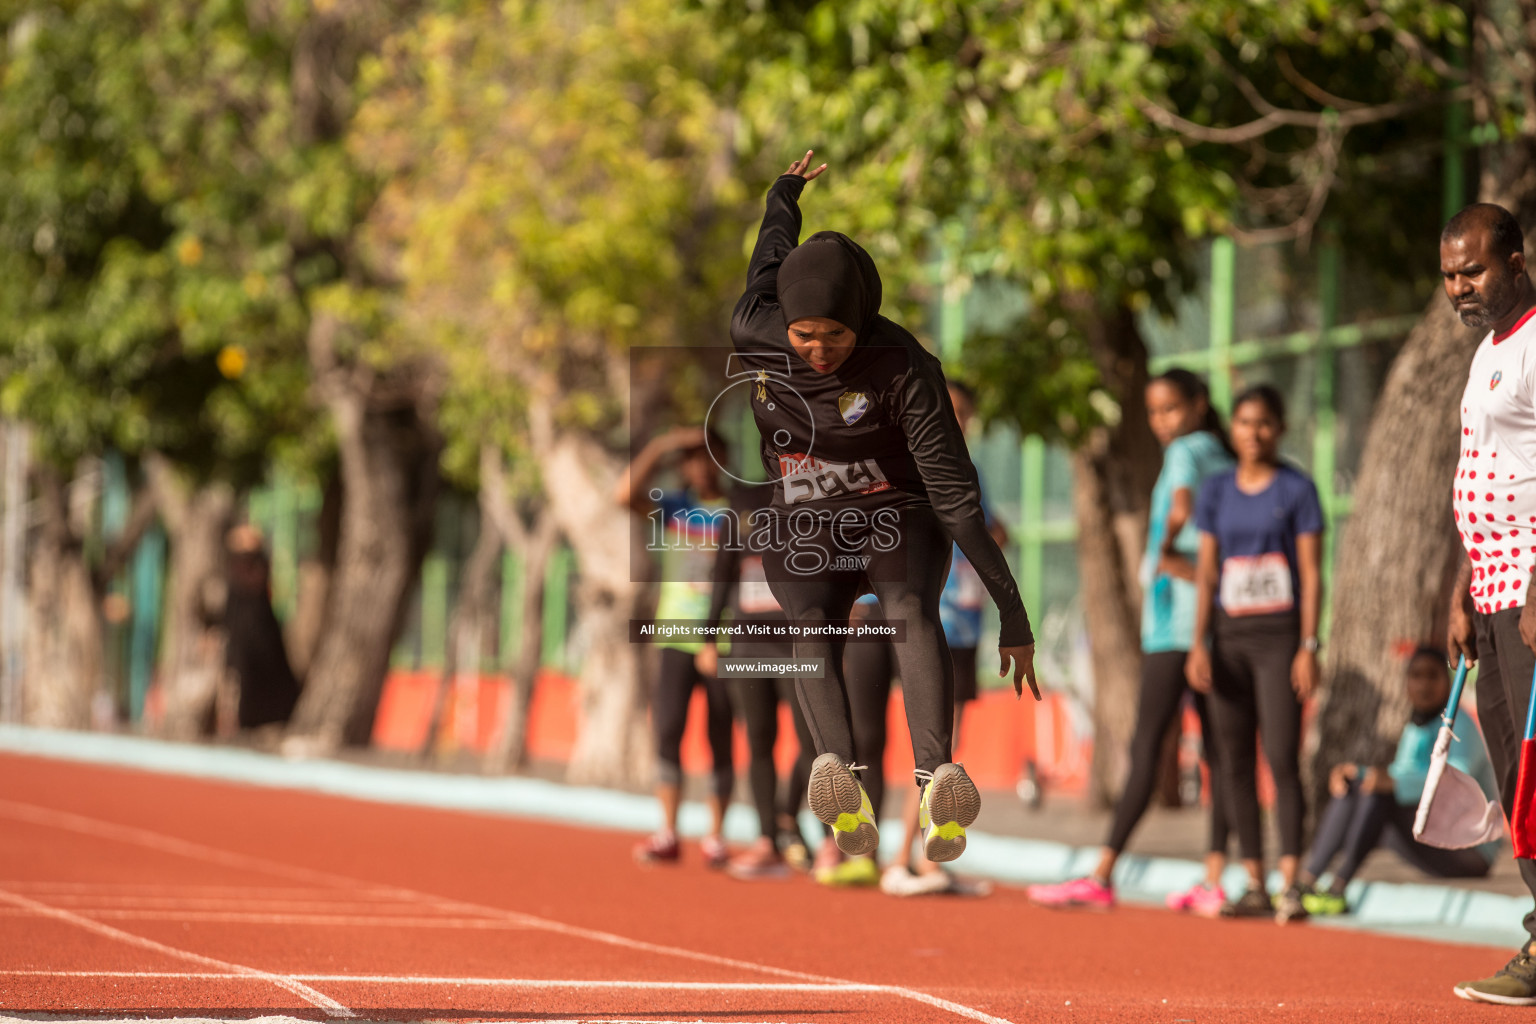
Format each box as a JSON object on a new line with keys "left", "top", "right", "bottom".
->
{"left": 0, "top": 725, "right": 1525, "bottom": 949}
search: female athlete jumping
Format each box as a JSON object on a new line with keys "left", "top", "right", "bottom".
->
{"left": 729, "top": 150, "right": 1038, "bottom": 864}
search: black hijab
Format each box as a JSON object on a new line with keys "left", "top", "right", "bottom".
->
{"left": 776, "top": 230, "right": 883, "bottom": 335}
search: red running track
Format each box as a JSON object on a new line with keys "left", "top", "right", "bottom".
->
{"left": 0, "top": 749, "right": 1521, "bottom": 1023}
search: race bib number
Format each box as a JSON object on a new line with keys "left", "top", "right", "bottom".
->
{"left": 1219, "top": 553, "right": 1294, "bottom": 616}
{"left": 778, "top": 453, "right": 891, "bottom": 506}
{"left": 738, "top": 556, "right": 781, "bottom": 614}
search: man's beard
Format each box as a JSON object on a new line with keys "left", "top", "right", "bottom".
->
{"left": 1456, "top": 275, "right": 1518, "bottom": 328}
{"left": 1458, "top": 302, "right": 1495, "bottom": 328}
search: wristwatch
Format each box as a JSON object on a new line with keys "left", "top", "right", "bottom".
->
{"left": 1302, "top": 636, "right": 1320, "bottom": 653}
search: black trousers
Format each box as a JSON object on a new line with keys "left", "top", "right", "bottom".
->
{"left": 1104, "top": 649, "right": 1230, "bottom": 856}
{"left": 1472, "top": 606, "right": 1536, "bottom": 941}
{"left": 1305, "top": 781, "right": 1489, "bottom": 884}
{"left": 730, "top": 642, "right": 817, "bottom": 843}
{"left": 1207, "top": 611, "right": 1305, "bottom": 861}
{"left": 763, "top": 506, "right": 954, "bottom": 777}
{"left": 653, "top": 645, "right": 734, "bottom": 801}
{"left": 844, "top": 630, "right": 977, "bottom": 821}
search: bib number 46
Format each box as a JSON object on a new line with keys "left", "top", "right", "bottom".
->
{"left": 1219, "top": 552, "right": 1294, "bottom": 617}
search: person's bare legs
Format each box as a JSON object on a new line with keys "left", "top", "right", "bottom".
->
{"left": 658, "top": 783, "right": 681, "bottom": 835}
{"left": 1242, "top": 857, "right": 1264, "bottom": 891}
{"left": 1204, "top": 851, "right": 1226, "bottom": 887}
{"left": 709, "top": 792, "right": 727, "bottom": 840}
{"left": 652, "top": 783, "right": 725, "bottom": 843}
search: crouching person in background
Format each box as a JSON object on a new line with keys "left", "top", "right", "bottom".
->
{"left": 1297, "top": 647, "right": 1499, "bottom": 916}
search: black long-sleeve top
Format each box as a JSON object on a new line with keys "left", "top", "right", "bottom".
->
{"left": 728, "top": 175, "right": 1033, "bottom": 648}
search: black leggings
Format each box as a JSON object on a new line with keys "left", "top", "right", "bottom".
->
{"left": 845, "top": 631, "right": 976, "bottom": 821}
{"left": 1305, "top": 780, "right": 1489, "bottom": 884}
{"left": 653, "top": 645, "right": 734, "bottom": 802}
{"left": 844, "top": 628, "right": 895, "bottom": 819}
{"left": 1104, "top": 650, "right": 1229, "bottom": 856}
{"left": 1207, "top": 611, "right": 1305, "bottom": 860}
{"left": 731, "top": 643, "right": 817, "bottom": 843}
{"left": 763, "top": 506, "right": 954, "bottom": 777}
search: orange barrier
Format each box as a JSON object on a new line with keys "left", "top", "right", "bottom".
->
{"left": 372, "top": 669, "right": 1090, "bottom": 794}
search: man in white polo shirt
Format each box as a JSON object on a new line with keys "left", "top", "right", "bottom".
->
{"left": 1446, "top": 202, "right": 1536, "bottom": 1005}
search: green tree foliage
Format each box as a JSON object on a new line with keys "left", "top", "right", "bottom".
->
{"left": 0, "top": 0, "right": 326, "bottom": 481}
{"left": 724, "top": 0, "right": 1462, "bottom": 435}
{"left": 353, "top": 0, "right": 750, "bottom": 478}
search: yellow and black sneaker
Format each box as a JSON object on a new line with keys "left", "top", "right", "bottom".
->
{"left": 1456, "top": 943, "right": 1536, "bottom": 1005}
{"left": 807, "top": 753, "right": 879, "bottom": 857}
{"left": 917, "top": 763, "right": 981, "bottom": 863}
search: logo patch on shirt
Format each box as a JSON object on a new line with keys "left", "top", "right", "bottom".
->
{"left": 1492, "top": 370, "right": 1504, "bottom": 390}
{"left": 838, "top": 391, "right": 870, "bottom": 425}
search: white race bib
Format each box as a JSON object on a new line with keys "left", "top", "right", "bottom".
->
{"left": 778, "top": 453, "right": 891, "bottom": 506}
{"left": 1219, "top": 553, "right": 1294, "bottom": 616}
{"left": 738, "top": 556, "right": 781, "bottom": 614}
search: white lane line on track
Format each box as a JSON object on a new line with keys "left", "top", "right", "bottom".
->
{"left": 0, "top": 882, "right": 408, "bottom": 897}
{"left": 0, "top": 1017, "right": 815, "bottom": 1024}
{"left": 0, "top": 798, "right": 1016, "bottom": 1024}
{"left": 0, "top": 909, "right": 535, "bottom": 927}
{"left": 8, "top": 896, "right": 464, "bottom": 912}
{"left": 0, "top": 888, "right": 356, "bottom": 1019}
{"left": 0, "top": 970, "right": 878, "bottom": 990}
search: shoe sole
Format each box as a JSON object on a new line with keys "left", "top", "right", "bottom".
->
{"left": 1221, "top": 904, "right": 1274, "bottom": 918}
{"left": 1031, "top": 898, "right": 1114, "bottom": 912}
{"left": 807, "top": 753, "right": 879, "bottom": 857}
{"left": 923, "top": 763, "right": 981, "bottom": 863}
{"left": 727, "top": 865, "right": 792, "bottom": 881}
{"left": 1274, "top": 911, "right": 1309, "bottom": 925}
{"left": 1455, "top": 985, "right": 1536, "bottom": 1006}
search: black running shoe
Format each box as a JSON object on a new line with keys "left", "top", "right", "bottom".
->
{"left": 1220, "top": 888, "right": 1273, "bottom": 918}
{"left": 1456, "top": 943, "right": 1536, "bottom": 1005}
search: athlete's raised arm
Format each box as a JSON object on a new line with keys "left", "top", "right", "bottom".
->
{"left": 739, "top": 151, "right": 827, "bottom": 304}
{"left": 895, "top": 357, "right": 1039, "bottom": 698}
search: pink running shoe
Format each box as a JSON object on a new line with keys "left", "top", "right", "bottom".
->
{"left": 1166, "top": 881, "right": 1227, "bottom": 918}
{"left": 699, "top": 833, "right": 730, "bottom": 870}
{"left": 1026, "top": 876, "right": 1114, "bottom": 910}
{"left": 633, "top": 831, "right": 680, "bottom": 864}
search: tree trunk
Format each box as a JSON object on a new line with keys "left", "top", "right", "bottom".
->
{"left": 419, "top": 483, "right": 505, "bottom": 760}
{"left": 146, "top": 457, "right": 237, "bottom": 741}
{"left": 285, "top": 469, "right": 341, "bottom": 681}
{"left": 287, "top": 310, "right": 442, "bottom": 752}
{"left": 527, "top": 399, "right": 649, "bottom": 786}
{"left": 22, "top": 467, "right": 103, "bottom": 729}
{"left": 286, "top": 398, "right": 440, "bottom": 749}
{"left": 1312, "top": 137, "right": 1536, "bottom": 787}
{"left": 1071, "top": 305, "right": 1163, "bottom": 808}
{"left": 484, "top": 502, "right": 558, "bottom": 773}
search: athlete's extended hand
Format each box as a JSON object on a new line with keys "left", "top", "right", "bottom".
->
{"left": 1186, "top": 645, "right": 1213, "bottom": 694}
{"left": 1291, "top": 649, "right": 1319, "bottom": 701}
{"left": 1001, "top": 644, "right": 1040, "bottom": 701}
{"left": 785, "top": 149, "right": 828, "bottom": 182}
{"left": 694, "top": 643, "right": 718, "bottom": 678}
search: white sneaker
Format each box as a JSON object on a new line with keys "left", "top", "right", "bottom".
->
{"left": 880, "top": 864, "right": 957, "bottom": 897}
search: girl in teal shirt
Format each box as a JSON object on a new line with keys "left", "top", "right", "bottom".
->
{"left": 1029, "top": 369, "right": 1234, "bottom": 913}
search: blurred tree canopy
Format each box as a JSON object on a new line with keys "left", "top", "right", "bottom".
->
{"left": 724, "top": 0, "right": 1462, "bottom": 437}
{"left": 0, "top": 0, "right": 1494, "bottom": 778}
{"left": 0, "top": 0, "right": 326, "bottom": 480}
